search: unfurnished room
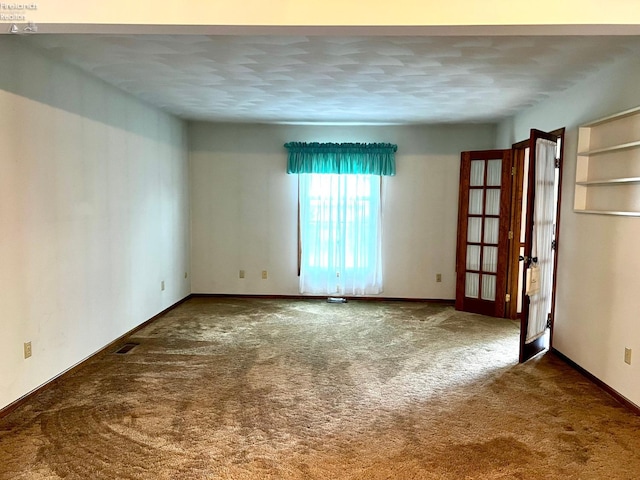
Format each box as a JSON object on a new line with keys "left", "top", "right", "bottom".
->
{"left": 1, "top": 2, "right": 640, "bottom": 479}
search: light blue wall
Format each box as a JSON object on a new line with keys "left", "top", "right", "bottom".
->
{"left": 0, "top": 39, "right": 191, "bottom": 411}
{"left": 497, "top": 53, "right": 640, "bottom": 406}
{"left": 189, "top": 122, "right": 496, "bottom": 299}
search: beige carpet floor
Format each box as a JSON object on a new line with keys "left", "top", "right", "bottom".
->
{"left": 1, "top": 297, "right": 639, "bottom": 479}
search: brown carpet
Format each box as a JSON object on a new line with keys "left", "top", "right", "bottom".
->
{"left": 1, "top": 297, "right": 639, "bottom": 479}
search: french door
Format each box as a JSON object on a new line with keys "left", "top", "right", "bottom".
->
{"left": 518, "top": 129, "right": 562, "bottom": 362}
{"left": 455, "top": 130, "right": 564, "bottom": 363}
{"left": 455, "top": 150, "right": 512, "bottom": 317}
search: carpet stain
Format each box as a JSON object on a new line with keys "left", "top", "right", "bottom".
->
{"left": 439, "top": 436, "right": 532, "bottom": 476}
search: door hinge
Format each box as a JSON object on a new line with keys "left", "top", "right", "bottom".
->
{"left": 508, "top": 231, "right": 514, "bottom": 240}
{"left": 551, "top": 239, "right": 557, "bottom": 250}
{"left": 546, "top": 313, "right": 552, "bottom": 329}
{"left": 505, "top": 293, "right": 511, "bottom": 302}
{"left": 512, "top": 166, "right": 516, "bottom": 175}
{"left": 555, "top": 158, "right": 561, "bottom": 168}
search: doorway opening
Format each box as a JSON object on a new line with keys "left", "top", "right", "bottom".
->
{"left": 456, "top": 128, "right": 565, "bottom": 362}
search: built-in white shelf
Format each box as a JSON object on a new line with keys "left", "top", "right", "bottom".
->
{"left": 577, "top": 140, "right": 640, "bottom": 156}
{"left": 574, "top": 210, "right": 640, "bottom": 217}
{"left": 576, "top": 177, "right": 640, "bottom": 186}
{"left": 581, "top": 105, "right": 640, "bottom": 127}
{"left": 575, "top": 106, "right": 640, "bottom": 216}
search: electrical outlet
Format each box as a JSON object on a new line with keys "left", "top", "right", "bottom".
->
{"left": 625, "top": 348, "right": 632, "bottom": 365}
{"left": 239, "top": 270, "right": 245, "bottom": 279}
{"left": 436, "top": 273, "right": 442, "bottom": 283}
{"left": 261, "top": 270, "right": 268, "bottom": 279}
{"left": 24, "top": 342, "right": 32, "bottom": 359}
{"left": 161, "top": 281, "right": 165, "bottom": 291}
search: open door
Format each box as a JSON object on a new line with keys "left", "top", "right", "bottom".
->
{"left": 455, "top": 129, "right": 564, "bottom": 363}
{"left": 519, "top": 129, "right": 563, "bottom": 362}
{"left": 455, "top": 150, "right": 512, "bottom": 317}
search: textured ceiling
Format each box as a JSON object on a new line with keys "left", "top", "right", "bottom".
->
{"left": 25, "top": 34, "right": 640, "bottom": 124}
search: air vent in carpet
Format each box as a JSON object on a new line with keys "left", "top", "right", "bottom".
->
{"left": 113, "top": 342, "right": 139, "bottom": 354}
{"left": 327, "top": 297, "right": 347, "bottom": 303}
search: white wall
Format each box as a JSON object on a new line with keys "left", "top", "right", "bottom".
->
{"left": 497, "top": 54, "right": 640, "bottom": 406}
{"left": 0, "top": 39, "right": 190, "bottom": 410}
{"left": 189, "top": 122, "right": 495, "bottom": 299}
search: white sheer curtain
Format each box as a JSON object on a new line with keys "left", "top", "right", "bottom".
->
{"left": 299, "top": 173, "right": 382, "bottom": 295}
{"left": 526, "top": 139, "right": 557, "bottom": 343}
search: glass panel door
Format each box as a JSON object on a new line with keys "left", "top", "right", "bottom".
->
{"left": 519, "top": 129, "right": 562, "bottom": 363}
{"left": 456, "top": 150, "right": 512, "bottom": 317}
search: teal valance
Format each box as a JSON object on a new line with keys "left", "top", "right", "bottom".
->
{"left": 284, "top": 142, "right": 397, "bottom": 176}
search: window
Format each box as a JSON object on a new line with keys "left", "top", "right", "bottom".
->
{"left": 284, "top": 141, "right": 397, "bottom": 295}
{"left": 299, "top": 173, "right": 382, "bottom": 295}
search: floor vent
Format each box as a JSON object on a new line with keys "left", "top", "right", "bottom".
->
{"left": 113, "top": 342, "right": 139, "bottom": 354}
{"left": 327, "top": 297, "right": 348, "bottom": 303}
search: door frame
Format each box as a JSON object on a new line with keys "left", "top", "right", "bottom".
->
{"left": 505, "top": 139, "right": 528, "bottom": 320}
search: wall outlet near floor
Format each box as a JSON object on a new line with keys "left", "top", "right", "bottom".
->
{"left": 161, "top": 280, "right": 165, "bottom": 291}
{"left": 436, "top": 273, "right": 442, "bottom": 283}
{"left": 624, "top": 348, "right": 632, "bottom": 365}
{"left": 24, "top": 341, "right": 32, "bottom": 359}
{"left": 261, "top": 270, "right": 268, "bottom": 279}
{"left": 239, "top": 270, "right": 245, "bottom": 279}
